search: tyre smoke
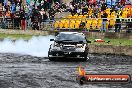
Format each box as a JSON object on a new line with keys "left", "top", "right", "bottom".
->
{"left": 0, "top": 35, "right": 55, "bottom": 57}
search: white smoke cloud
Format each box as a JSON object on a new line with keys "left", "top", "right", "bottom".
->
{"left": 0, "top": 35, "right": 55, "bottom": 57}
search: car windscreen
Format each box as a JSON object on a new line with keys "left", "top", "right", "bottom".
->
{"left": 55, "top": 33, "right": 86, "bottom": 43}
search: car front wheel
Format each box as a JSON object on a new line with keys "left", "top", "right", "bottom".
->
{"left": 49, "top": 57, "right": 54, "bottom": 61}
{"left": 82, "top": 53, "right": 88, "bottom": 61}
{"left": 48, "top": 51, "right": 54, "bottom": 61}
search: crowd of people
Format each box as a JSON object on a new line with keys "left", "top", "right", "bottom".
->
{"left": 67, "top": 0, "right": 131, "bottom": 32}
{"left": 0, "top": 0, "right": 131, "bottom": 32}
{"left": 0, "top": 0, "right": 67, "bottom": 30}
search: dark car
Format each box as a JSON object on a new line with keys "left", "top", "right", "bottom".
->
{"left": 48, "top": 32, "right": 91, "bottom": 61}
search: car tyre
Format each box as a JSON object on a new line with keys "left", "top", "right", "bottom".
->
{"left": 48, "top": 51, "right": 54, "bottom": 61}
{"left": 49, "top": 57, "right": 54, "bottom": 61}
{"left": 82, "top": 53, "right": 88, "bottom": 61}
{"left": 82, "top": 57, "right": 87, "bottom": 61}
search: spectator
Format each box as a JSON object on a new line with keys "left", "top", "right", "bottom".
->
{"left": 120, "top": 0, "right": 126, "bottom": 5}
{"left": 82, "top": 5, "right": 88, "bottom": 15}
{"left": 126, "top": 0, "right": 132, "bottom": 4}
{"left": 14, "top": 12, "right": 20, "bottom": 28}
{"left": 19, "top": 9, "right": 26, "bottom": 30}
{"left": 40, "top": 8, "right": 48, "bottom": 22}
{"left": 41, "top": 0, "right": 44, "bottom": 4}
{"left": 4, "top": 5, "right": 10, "bottom": 12}
{"left": 0, "top": 3, "right": 2, "bottom": 17}
{"left": 43, "top": 12, "right": 48, "bottom": 21}
{"left": 5, "top": 10, "right": 11, "bottom": 17}
{"left": 93, "top": 4, "right": 99, "bottom": 17}
{"left": 35, "top": 0, "right": 40, "bottom": 7}
{"left": 10, "top": 11, "right": 15, "bottom": 23}
{"left": 0, "top": 11, "right": 2, "bottom": 17}
{"left": 0, "top": 3, "right": 2, "bottom": 11}
{"left": 101, "top": 0, "right": 107, "bottom": 11}
{"left": 16, "top": 3, "right": 20, "bottom": 12}
{"left": 43, "top": 0, "right": 48, "bottom": 11}
{"left": 115, "top": 13, "right": 121, "bottom": 32}
{"left": 101, "top": 10, "right": 108, "bottom": 32}
{"left": 126, "top": 16, "right": 132, "bottom": 33}
{"left": 48, "top": 8, "right": 55, "bottom": 20}
{"left": 11, "top": 2, "right": 16, "bottom": 14}
{"left": 0, "top": 0, "right": 130, "bottom": 31}
{"left": 77, "top": 6, "right": 82, "bottom": 15}
{"left": 39, "top": 1, "right": 44, "bottom": 10}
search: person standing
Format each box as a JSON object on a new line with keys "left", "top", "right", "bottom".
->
{"left": 20, "top": 9, "right": 26, "bottom": 30}
{"left": 48, "top": 8, "right": 55, "bottom": 20}
{"left": 14, "top": 11, "right": 20, "bottom": 28}
{"left": 16, "top": 3, "right": 20, "bottom": 13}
{"left": 115, "top": 13, "right": 121, "bottom": 32}
{"left": 101, "top": 0, "right": 107, "bottom": 11}
{"left": 101, "top": 10, "right": 108, "bottom": 32}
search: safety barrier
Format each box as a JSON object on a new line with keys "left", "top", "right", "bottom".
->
{"left": 0, "top": 17, "right": 55, "bottom": 30}
{"left": 0, "top": 17, "right": 132, "bottom": 32}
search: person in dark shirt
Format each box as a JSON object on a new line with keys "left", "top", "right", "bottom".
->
{"left": 101, "top": 10, "right": 108, "bottom": 32}
{"left": 14, "top": 12, "right": 20, "bottom": 28}
{"left": 82, "top": 5, "right": 88, "bottom": 15}
{"left": 32, "top": 17, "right": 39, "bottom": 30}
{"left": 43, "top": 13, "right": 48, "bottom": 22}
{"left": 4, "top": 5, "right": 9, "bottom": 12}
{"left": 101, "top": 1, "right": 107, "bottom": 11}
{"left": 48, "top": 8, "right": 55, "bottom": 20}
{"left": 31, "top": 8, "right": 41, "bottom": 30}
{"left": 20, "top": 10, "right": 26, "bottom": 30}
{"left": 115, "top": 13, "right": 121, "bottom": 32}
{"left": 10, "top": 12, "right": 15, "bottom": 28}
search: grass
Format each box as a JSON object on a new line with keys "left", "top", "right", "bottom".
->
{"left": 88, "top": 38, "right": 132, "bottom": 46}
{"left": 0, "top": 33, "right": 33, "bottom": 40}
{"left": 0, "top": 33, "right": 131, "bottom": 46}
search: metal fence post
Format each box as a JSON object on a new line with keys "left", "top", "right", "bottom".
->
{"left": 13, "top": 18, "right": 14, "bottom": 30}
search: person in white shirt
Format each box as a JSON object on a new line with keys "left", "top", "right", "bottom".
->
{"left": 16, "top": 3, "right": 20, "bottom": 12}
{"left": 41, "top": 0, "right": 44, "bottom": 4}
{"left": 40, "top": 8, "right": 45, "bottom": 20}
{"left": 77, "top": 7, "right": 82, "bottom": 15}
{"left": 35, "top": 0, "right": 40, "bottom": 7}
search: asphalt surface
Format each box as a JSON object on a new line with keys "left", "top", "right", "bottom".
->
{"left": 0, "top": 53, "right": 132, "bottom": 88}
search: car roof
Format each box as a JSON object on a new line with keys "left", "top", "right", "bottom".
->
{"left": 59, "top": 32, "right": 84, "bottom": 35}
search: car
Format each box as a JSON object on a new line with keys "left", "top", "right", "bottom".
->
{"left": 48, "top": 32, "right": 91, "bottom": 61}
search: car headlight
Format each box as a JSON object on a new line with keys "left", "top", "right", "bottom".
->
{"left": 76, "top": 44, "right": 85, "bottom": 52}
{"left": 51, "top": 44, "right": 61, "bottom": 51}
{"left": 76, "top": 44, "right": 86, "bottom": 52}
{"left": 76, "top": 44, "right": 84, "bottom": 48}
{"left": 54, "top": 43, "right": 60, "bottom": 47}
